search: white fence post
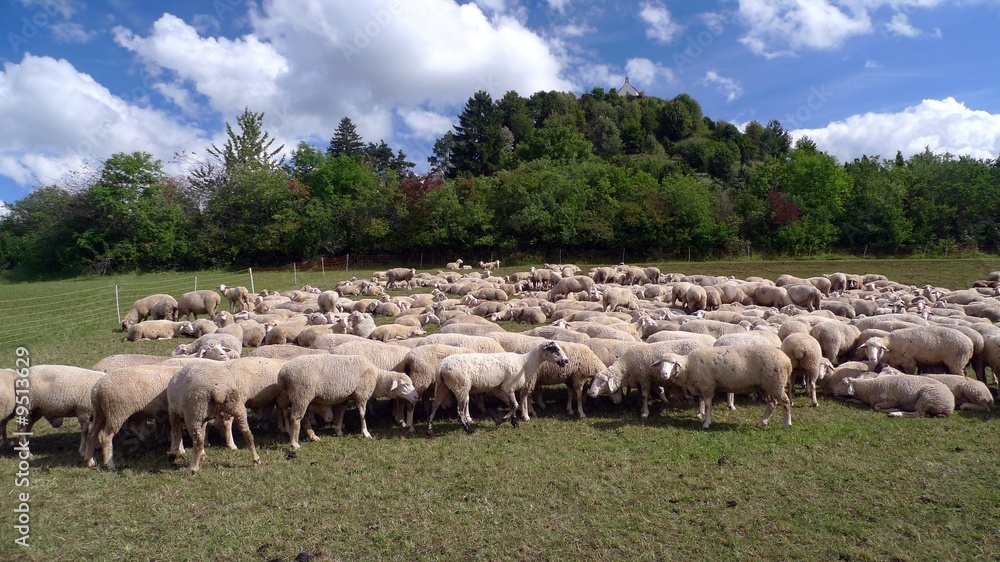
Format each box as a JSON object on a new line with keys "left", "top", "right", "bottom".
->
{"left": 194, "top": 276, "right": 198, "bottom": 291}
{"left": 115, "top": 285, "right": 121, "bottom": 325}
{"left": 293, "top": 262, "right": 297, "bottom": 285}
{"left": 321, "top": 257, "right": 325, "bottom": 277}
{"left": 249, "top": 268, "right": 255, "bottom": 294}
{"left": 346, "top": 254, "right": 350, "bottom": 271}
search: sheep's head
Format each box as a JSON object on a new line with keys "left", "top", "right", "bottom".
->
{"left": 198, "top": 342, "right": 230, "bottom": 361}
{"left": 588, "top": 372, "right": 615, "bottom": 397}
{"left": 542, "top": 341, "right": 570, "bottom": 368}
{"left": 819, "top": 358, "right": 835, "bottom": 380}
{"left": 653, "top": 356, "right": 683, "bottom": 382}
{"left": 859, "top": 338, "right": 888, "bottom": 364}
{"left": 387, "top": 373, "right": 420, "bottom": 403}
{"left": 843, "top": 377, "right": 857, "bottom": 396}
{"left": 172, "top": 343, "right": 194, "bottom": 357}
{"left": 177, "top": 321, "right": 194, "bottom": 336}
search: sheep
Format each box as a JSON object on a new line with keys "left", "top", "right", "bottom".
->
{"left": 545, "top": 275, "right": 593, "bottom": 301}
{"left": 83, "top": 364, "right": 181, "bottom": 470}
{"left": 679, "top": 319, "right": 747, "bottom": 338}
{"left": 92, "top": 354, "right": 172, "bottom": 372}
{"left": 348, "top": 311, "right": 377, "bottom": 339}
{"left": 182, "top": 318, "right": 218, "bottom": 338}
{"left": 843, "top": 374, "right": 954, "bottom": 417}
{"left": 172, "top": 333, "right": 242, "bottom": 360}
{"left": 426, "top": 340, "right": 569, "bottom": 436}
{"left": 150, "top": 299, "right": 178, "bottom": 322}
{"left": 240, "top": 319, "right": 274, "bottom": 347}
{"left": 251, "top": 344, "right": 328, "bottom": 360}
{"left": 122, "top": 294, "right": 177, "bottom": 330}
{"left": 527, "top": 341, "right": 607, "bottom": 419}
{"left": 809, "top": 321, "right": 861, "bottom": 364}
{"left": 653, "top": 346, "right": 793, "bottom": 429}
{"left": 785, "top": 284, "right": 822, "bottom": 312}
{"left": 398, "top": 344, "right": 477, "bottom": 430}
{"left": 177, "top": 290, "right": 222, "bottom": 321}
{"left": 277, "top": 355, "right": 419, "bottom": 449}
{"left": 166, "top": 362, "right": 260, "bottom": 474}
{"left": 21, "top": 365, "right": 106, "bottom": 458}
{"left": 495, "top": 306, "right": 547, "bottom": 324}
{"left": 820, "top": 363, "right": 876, "bottom": 398}
{"left": 922, "top": 374, "right": 994, "bottom": 411}
{"left": 383, "top": 267, "right": 416, "bottom": 288}
{"left": 218, "top": 284, "right": 252, "bottom": 313}
{"left": 588, "top": 341, "right": 708, "bottom": 418}
{"left": 646, "top": 330, "right": 716, "bottom": 346}
{"left": 752, "top": 285, "right": 791, "bottom": 308}
{"left": 446, "top": 258, "right": 464, "bottom": 270}
{"left": 124, "top": 320, "right": 187, "bottom": 342}
{"left": 369, "top": 323, "right": 426, "bottom": 342}
{"left": 859, "top": 326, "right": 974, "bottom": 375}
{"left": 601, "top": 286, "right": 639, "bottom": 312}
{"left": 780, "top": 333, "right": 830, "bottom": 407}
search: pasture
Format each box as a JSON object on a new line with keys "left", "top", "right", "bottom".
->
{"left": 1, "top": 258, "right": 998, "bottom": 561}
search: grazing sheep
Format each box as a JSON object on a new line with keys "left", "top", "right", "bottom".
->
{"left": 546, "top": 276, "right": 595, "bottom": 301}
{"left": 785, "top": 284, "right": 822, "bottom": 312}
{"left": 780, "top": 333, "right": 830, "bottom": 407}
{"left": 177, "top": 290, "right": 222, "bottom": 321}
{"left": 843, "top": 374, "right": 954, "bottom": 417}
{"left": 277, "top": 355, "right": 419, "bottom": 449}
{"left": 218, "top": 284, "right": 252, "bottom": 313}
{"left": 122, "top": 294, "right": 177, "bottom": 330}
{"left": 527, "top": 341, "right": 607, "bottom": 419}
{"left": 22, "top": 365, "right": 106, "bottom": 458}
{"left": 166, "top": 362, "right": 260, "bottom": 474}
{"left": 752, "top": 285, "right": 791, "bottom": 308}
{"left": 810, "top": 321, "right": 861, "bottom": 364}
{"left": 317, "top": 291, "right": 341, "bottom": 313}
{"left": 427, "top": 341, "right": 570, "bottom": 437}
{"left": 654, "top": 346, "right": 793, "bottom": 429}
{"left": 150, "top": 299, "right": 178, "bottom": 321}
{"left": 369, "top": 323, "right": 426, "bottom": 342}
{"left": 601, "top": 286, "right": 639, "bottom": 312}
{"left": 922, "top": 374, "right": 994, "bottom": 412}
{"left": 683, "top": 285, "right": 708, "bottom": 313}
{"left": 859, "top": 326, "right": 974, "bottom": 375}
{"left": 398, "top": 344, "right": 477, "bottom": 430}
{"left": 84, "top": 364, "right": 181, "bottom": 470}
{"left": 385, "top": 267, "right": 416, "bottom": 288}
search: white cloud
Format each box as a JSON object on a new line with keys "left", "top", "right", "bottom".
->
{"left": 51, "top": 22, "right": 94, "bottom": 43}
{"left": 16, "top": 0, "right": 77, "bottom": 19}
{"left": 555, "top": 22, "right": 595, "bottom": 37}
{"left": 546, "top": 0, "right": 573, "bottom": 14}
{"left": 399, "top": 108, "right": 454, "bottom": 140}
{"left": 792, "top": 97, "right": 1000, "bottom": 163}
{"left": 0, "top": 200, "right": 8, "bottom": 217}
{"left": 703, "top": 70, "right": 744, "bottom": 103}
{"left": 886, "top": 12, "right": 920, "bottom": 37}
{"left": 737, "top": 0, "right": 872, "bottom": 56}
{"left": 625, "top": 58, "right": 674, "bottom": 87}
{"left": 639, "top": 1, "right": 684, "bottom": 44}
{"left": 864, "top": 59, "right": 881, "bottom": 68}
{"left": 0, "top": 54, "right": 208, "bottom": 187}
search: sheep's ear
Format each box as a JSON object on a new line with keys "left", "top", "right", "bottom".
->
{"left": 390, "top": 379, "right": 399, "bottom": 391}
{"left": 605, "top": 376, "right": 620, "bottom": 393}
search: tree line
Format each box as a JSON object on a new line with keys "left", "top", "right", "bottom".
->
{"left": 2, "top": 87, "right": 999, "bottom": 277}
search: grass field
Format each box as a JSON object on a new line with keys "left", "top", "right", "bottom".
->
{"left": 1, "top": 258, "right": 999, "bottom": 561}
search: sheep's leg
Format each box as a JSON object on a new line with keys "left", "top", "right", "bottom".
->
{"left": 808, "top": 373, "right": 819, "bottom": 408}
{"left": 702, "top": 395, "right": 714, "bottom": 429}
{"left": 565, "top": 386, "right": 574, "bottom": 416}
{"left": 695, "top": 396, "right": 706, "bottom": 420}
{"left": 727, "top": 392, "right": 736, "bottom": 411}
{"left": 405, "top": 403, "right": 416, "bottom": 433}
{"left": 287, "top": 402, "right": 310, "bottom": 450}
{"left": 456, "top": 392, "right": 476, "bottom": 435}
{"left": 230, "top": 406, "right": 260, "bottom": 466}
{"left": 574, "top": 381, "right": 587, "bottom": 419}
{"left": 167, "top": 412, "right": 186, "bottom": 458}
{"left": 757, "top": 395, "right": 777, "bottom": 427}
{"left": 426, "top": 383, "right": 451, "bottom": 439}
{"left": 215, "top": 414, "right": 237, "bottom": 451}
{"left": 356, "top": 396, "right": 372, "bottom": 439}
{"left": 187, "top": 418, "right": 207, "bottom": 474}
{"left": 639, "top": 384, "right": 650, "bottom": 418}
{"left": 98, "top": 418, "right": 125, "bottom": 471}
{"left": 77, "top": 414, "right": 91, "bottom": 460}
{"left": 331, "top": 404, "right": 347, "bottom": 437}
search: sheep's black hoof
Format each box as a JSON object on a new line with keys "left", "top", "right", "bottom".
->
{"left": 463, "top": 424, "right": 476, "bottom": 435}
{"left": 426, "top": 427, "right": 436, "bottom": 439}
{"left": 510, "top": 417, "right": 520, "bottom": 429}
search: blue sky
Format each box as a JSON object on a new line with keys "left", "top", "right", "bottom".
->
{"left": 2, "top": 0, "right": 1000, "bottom": 210}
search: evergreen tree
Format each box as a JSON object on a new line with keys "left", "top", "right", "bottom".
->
{"left": 206, "top": 107, "right": 285, "bottom": 174}
{"left": 450, "top": 91, "right": 503, "bottom": 177}
{"left": 327, "top": 117, "right": 365, "bottom": 159}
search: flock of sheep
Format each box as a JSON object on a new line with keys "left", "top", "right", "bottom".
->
{"left": 3, "top": 261, "right": 998, "bottom": 474}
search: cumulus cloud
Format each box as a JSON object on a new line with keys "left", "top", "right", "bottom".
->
{"left": 398, "top": 108, "right": 455, "bottom": 140}
{"left": 791, "top": 97, "right": 1000, "bottom": 163}
{"left": 886, "top": 12, "right": 920, "bottom": 37}
{"left": 0, "top": 54, "right": 208, "bottom": 187}
{"left": 625, "top": 58, "right": 674, "bottom": 87}
{"left": 737, "top": 0, "right": 872, "bottom": 56}
{"left": 0, "top": 200, "right": 8, "bottom": 217}
{"left": 639, "top": 1, "right": 684, "bottom": 44}
{"left": 703, "top": 70, "right": 744, "bottom": 103}
{"left": 51, "top": 22, "right": 95, "bottom": 43}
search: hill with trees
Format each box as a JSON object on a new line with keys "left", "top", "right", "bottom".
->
{"left": 2, "top": 88, "right": 998, "bottom": 276}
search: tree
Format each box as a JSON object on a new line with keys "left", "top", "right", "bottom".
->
{"left": 428, "top": 132, "right": 456, "bottom": 178}
{"left": 206, "top": 107, "right": 285, "bottom": 174}
{"left": 450, "top": 91, "right": 503, "bottom": 177}
{"left": 327, "top": 117, "right": 365, "bottom": 159}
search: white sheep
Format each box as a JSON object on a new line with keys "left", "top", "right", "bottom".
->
{"left": 122, "top": 294, "right": 177, "bottom": 330}
{"left": 654, "top": 345, "right": 793, "bottom": 429}
{"left": 780, "top": 332, "right": 832, "bottom": 407}
{"left": 480, "top": 259, "right": 501, "bottom": 271}
{"left": 177, "top": 290, "right": 222, "bottom": 321}
{"left": 385, "top": 267, "right": 416, "bottom": 288}
{"left": 218, "top": 284, "right": 252, "bottom": 313}
{"left": 446, "top": 258, "right": 464, "bottom": 270}
{"left": 843, "top": 373, "right": 955, "bottom": 417}
{"left": 527, "top": 341, "right": 607, "bottom": 419}
{"left": 172, "top": 333, "right": 242, "bottom": 360}
{"left": 426, "top": 341, "right": 569, "bottom": 437}
{"left": 348, "top": 311, "right": 377, "bottom": 339}
{"left": 277, "top": 355, "right": 419, "bottom": 449}
{"left": 0, "top": 369, "right": 19, "bottom": 448}
{"left": 921, "top": 374, "right": 993, "bottom": 412}
{"left": 165, "top": 361, "right": 259, "bottom": 474}
{"left": 126, "top": 320, "right": 189, "bottom": 341}
{"left": 398, "top": 344, "right": 476, "bottom": 430}
{"left": 368, "top": 323, "right": 427, "bottom": 342}
{"left": 21, "top": 365, "right": 106, "bottom": 458}
{"left": 810, "top": 321, "right": 861, "bottom": 364}
{"left": 251, "top": 344, "right": 329, "bottom": 360}
{"left": 92, "top": 354, "right": 173, "bottom": 372}
{"left": 600, "top": 286, "right": 639, "bottom": 312}
{"left": 859, "top": 326, "right": 974, "bottom": 375}
{"left": 83, "top": 364, "right": 181, "bottom": 470}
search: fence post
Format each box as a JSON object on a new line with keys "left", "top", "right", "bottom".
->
{"left": 346, "top": 254, "right": 350, "bottom": 271}
{"left": 249, "top": 268, "right": 255, "bottom": 294}
{"left": 621, "top": 248, "right": 625, "bottom": 264}
{"left": 420, "top": 252, "right": 423, "bottom": 270}
{"left": 115, "top": 285, "right": 121, "bottom": 325}
{"left": 863, "top": 245, "right": 868, "bottom": 258}
{"left": 194, "top": 276, "right": 198, "bottom": 291}
{"left": 321, "top": 257, "right": 325, "bottom": 277}
{"left": 293, "top": 262, "right": 297, "bottom": 285}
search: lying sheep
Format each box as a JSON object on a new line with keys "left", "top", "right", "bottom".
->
{"left": 122, "top": 294, "right": 177, "bottom": 330}
{"left": 480, "top": 260, "right": 500, "bottom": 271}
{"left": 92, "top": 354, "right": 172, "bottom": 372}
{"left": 250, "top": 344, "right": 329, "bottom": 360}
{"left": 126, "top": 320, "right": 189, "bottom": 342}
{"left": 172, "top": 333, "right": 242, "bottom": 360}
{"left": 218, "top": 284, "right": 252, "bottom": 313}
{"left": 427, "top": 341, "right": 569, "bottom": 437}
{"left": 84, "top": 365, "right": 181, "bottom": 470}
{"left": 369, "top": 323, "right": 426, "bottom": 342}
{"left": 921, "top": 374, "right": 993, "bottom": 412}
{"left": 860, "top": 326, "right": 974, "bottom": 375}
{"left": 166, "top": 362, "right": 260, "bottom": 474}
{"left": 22, "top": 365, "right": 106, "bottom": 458}
{"left": 654, "top": 346, "right": 793, "bottom": 429}
{"left": 843, "top": 374, "right": 954, "bottom": 417}
{"left": 446, "top": 259, "right": 464, "bottom": 270}
{"left": 348, "top": 311, "right": 377, "bottom": 339}
{"left": 178, "top": 290, "right": 222, "bottom": 321}
{"left": 277, "top": 355, "right": 419, "bottom": 449}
